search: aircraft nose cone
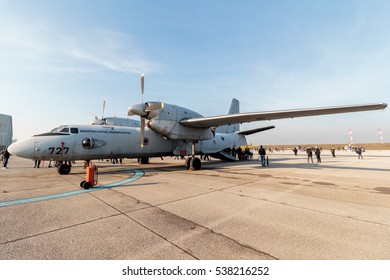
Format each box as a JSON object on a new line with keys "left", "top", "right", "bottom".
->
{"left": 8, "top": 138, "right": 34, "bottom": 159}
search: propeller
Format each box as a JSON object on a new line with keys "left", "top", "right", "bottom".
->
{"left": 127, "top": 74, "right": 163, "bottom": 147}
{"left": 92, "top": 98, "right": 107, "bottom": 125}
{"left": 102, "top": 98, "right": 106, "bottom": 120}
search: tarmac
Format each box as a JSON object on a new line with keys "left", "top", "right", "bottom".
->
{"left": 1, "top": 150, "right": 390, "bottom": 260}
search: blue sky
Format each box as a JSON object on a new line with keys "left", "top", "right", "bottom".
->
{"left": 0, "top": 0, "right": 389, "bottom": 145}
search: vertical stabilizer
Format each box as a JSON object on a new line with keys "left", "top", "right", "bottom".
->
{"left": 216, "top": 98, "right": 240, "bottom": 133}
{"left": 228, "top": 98, "right": 239, "bottom": 114}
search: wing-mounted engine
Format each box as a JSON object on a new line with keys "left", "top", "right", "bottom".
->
{"left": 127, "top": 74, "right": 213, "bottom": 145}
{"left": 128, "top": 102, "right": 213, "bottom": 140}
{"left": 146, "top": 103, "right": 214, "bottom": 140}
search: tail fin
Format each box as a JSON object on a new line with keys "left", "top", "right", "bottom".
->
{"left": 216, "top": 98, "right": 240, "bottom": 133}
{"left": 227, "top": 98, "right": 239, "bottom": 114}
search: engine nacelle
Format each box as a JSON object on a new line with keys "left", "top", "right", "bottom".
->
{"left": 148, "top": 120, "right": 213, "bottom": 140}
{"left": 147, "top": 103, "right": 214, "bottom": 141}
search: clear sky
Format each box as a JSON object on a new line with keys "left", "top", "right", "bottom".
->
{"left": 0, "top": 0, "right": 389, "bottom": 145}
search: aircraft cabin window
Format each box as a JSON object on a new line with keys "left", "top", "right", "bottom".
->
{"left": 70, "top": 128, "right": 79, "bottom": 134}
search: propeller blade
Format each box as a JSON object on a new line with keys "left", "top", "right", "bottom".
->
{"left": 102, "top": 98, "right": 106, "bottom": 119}
{"left": 141, "top": 74, "right": 144, "bottom": 103}
{"left": 140, "top": 117, "right": 145, "bottom": 148}
{"left": 127, "top": 74, "right": 163, "bottom": 119}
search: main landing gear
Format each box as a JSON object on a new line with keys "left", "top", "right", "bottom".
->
{"left": 185, "top": 141, "right": 202, "bottom": 171}
{"left": 185, "top": 156, "right": 201, "bottom": 170}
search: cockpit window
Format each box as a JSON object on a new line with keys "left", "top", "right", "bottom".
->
{"left": 35, "top": 126, "right": 71, "bottom": 137}
{"left": 70, "top": 128, "right": 79, "bottom": 134}
{"left": 49, "top": 126, "right": 70, "bottom": 134}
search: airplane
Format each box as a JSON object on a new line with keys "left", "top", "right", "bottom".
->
{"left": 8, "top": 74, "right": 387, "bottom": 175}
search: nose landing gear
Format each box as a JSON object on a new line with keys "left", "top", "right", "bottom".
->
{"left": 57, "top": 162, "right": 71, "bottom": 175}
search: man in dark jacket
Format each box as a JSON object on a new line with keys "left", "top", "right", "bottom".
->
{"left": 2, "top": 147, "right": 10, "bottom": 169}
{"left": 259, "top": 145, "right": 266, "bottom": 167}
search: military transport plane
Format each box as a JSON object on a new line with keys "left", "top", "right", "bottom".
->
{"left": 8, "top": 75, "right": 388, "bottom": 174}
{"left": 9, "top": 99, "right": 387, "bottom": 175}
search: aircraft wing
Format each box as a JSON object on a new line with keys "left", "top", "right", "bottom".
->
{"left": 180, "top": 103, "right": 387, "bottom": 128}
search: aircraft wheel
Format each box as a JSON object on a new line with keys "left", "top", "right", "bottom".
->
{"left": 57, "top": 164, "right": 71, "bottom": 175}
{"left": 190, "top": 157, "right": 202, "bottom": 170}
{"left": 81, "top": 181, "right": 92, "bottom": 189}
{"left": 185, "top": 157, "right": 191, "bottom": 170}
{"left": 139, "top": 157, "right": 150, "bottom": 164}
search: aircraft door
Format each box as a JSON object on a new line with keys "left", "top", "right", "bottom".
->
{"left": 32, "top": 138, "right": 42, "bottom": 159}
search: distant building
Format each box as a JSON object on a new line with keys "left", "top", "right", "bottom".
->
{"left": 0, "top": 113, "right": 13, "bottom": 150}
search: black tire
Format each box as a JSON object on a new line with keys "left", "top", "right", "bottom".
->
{"left": 185, "top": 157, "right": 191, "bottom": 170}
{"left": 190, "top": 157, "right": 202, "bottom": 170}
{"left": 139, "top": 157, "right": 150, "bottom": 164}
{"left": 57, "top": 164, "right": 71, "bottom": 175}
{"left": 80, "top": 180, "right": 86, "bottom": 188}
{"left": 82, "top": 181, "right": 92, "bottom": 189}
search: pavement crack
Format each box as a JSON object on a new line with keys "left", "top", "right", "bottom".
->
{"left": 87, "top": 191, "right": 199, "bottom": 259}
{"left": 0, "top": 214, "right": 122, "bottom": 246}
{"left": 86, "top": 188, "right": 278, "bottom": 260}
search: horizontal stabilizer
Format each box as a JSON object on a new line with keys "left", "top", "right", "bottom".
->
{"left": 238, "top": 125, "right": 275, "bottom": 135}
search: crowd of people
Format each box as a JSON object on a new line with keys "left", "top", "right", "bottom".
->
{"left": 223, "top": 146, "right": 253, "bottom": 161}
{"left": 305, "top": 147, "right": 322, "bottom": 163}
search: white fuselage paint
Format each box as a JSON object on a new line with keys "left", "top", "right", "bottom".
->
{"left": 9, "top": 124, "right": 247, "bottom": 161}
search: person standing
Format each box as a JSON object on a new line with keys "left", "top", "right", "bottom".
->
{"left": 356, "top": 147, "right": 363, "bottom": 159}
{"left": 34, "top": 159, "right": 41, "bottom": 168}
{"left": 237, "top": 147, "right": 243, "bottom": 161}
{"left": 315, "top": 147, "right": 321, "bottom": 163}
{"left": 306, "top": 148, "right": 313, "bottom": 163}
{"left": 331, "top": 147, "right": 336, "bottom": 157}
{"left": 2, "top": 147, "right": 10, "bottom": 169}
{"left": 259, "top": 145, "right": 266, "bottom": 167}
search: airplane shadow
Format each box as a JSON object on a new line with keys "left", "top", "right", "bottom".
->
{"left": 232, "top": 156, "right": 390, "bottom": 173}
{"left": 71, "top": 156, "right": 389, "bottom": 175}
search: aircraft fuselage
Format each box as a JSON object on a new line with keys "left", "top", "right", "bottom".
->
{"left": 9, "top": 124, "right": 247, "bottom": 162}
